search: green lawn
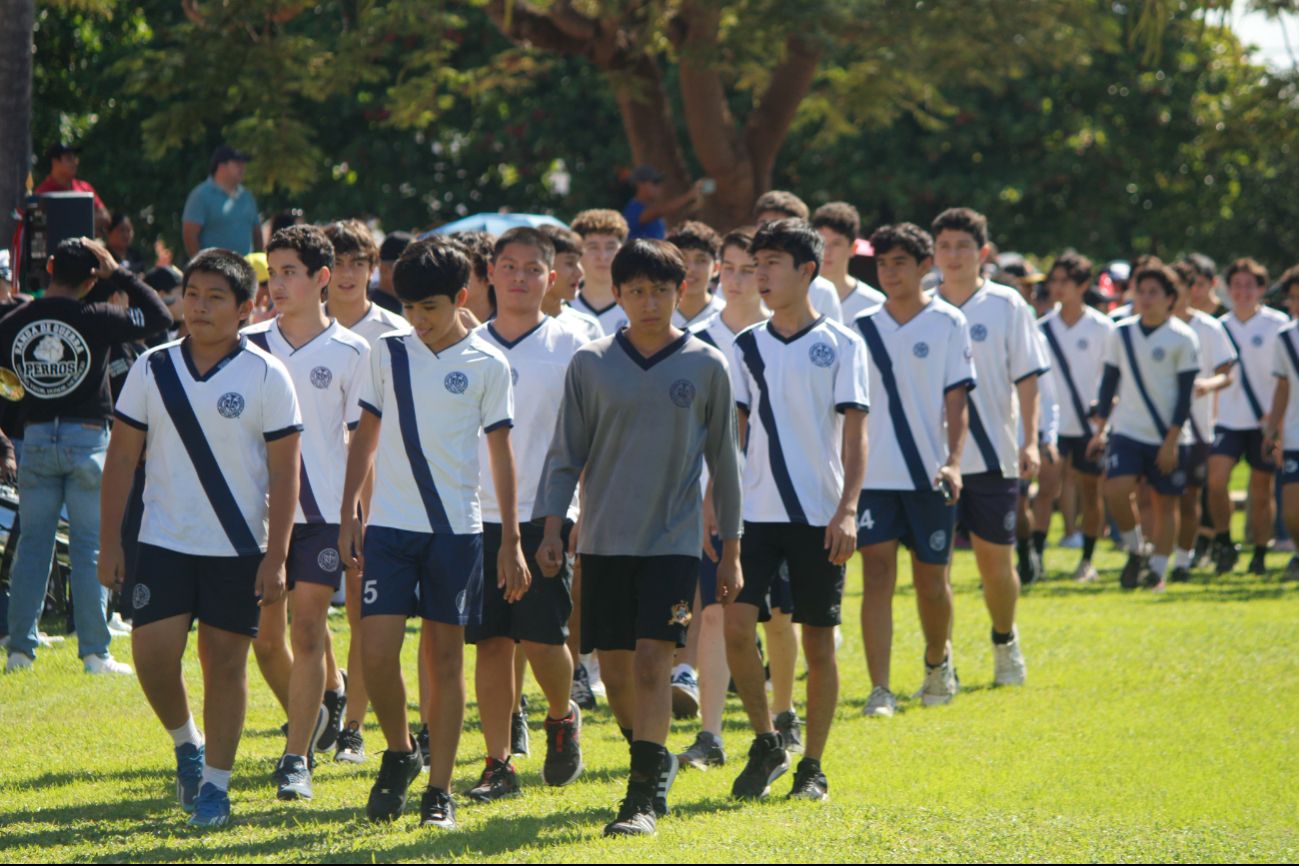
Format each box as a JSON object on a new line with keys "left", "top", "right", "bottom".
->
{"left": 2, "top": 513, "right": 1297, "bottom": 863}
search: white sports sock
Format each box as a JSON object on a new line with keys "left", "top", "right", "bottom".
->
{"left": 1174, "top": 547, "right": 1192, "bottom": 568}
{"left": 1149, "top": 554, "right": 1170, "bottom": 578}
{"left": 167, "top": 718, "right": 204, "bottom": 749}
{"left": 1121, "top": 527, "right": 1144, "bottom": 552}
{"left": 201, "top": 764, "right": 232, "bottom": 792}
{"left": 671, "top": 663, "right": 694, "bottom": 678}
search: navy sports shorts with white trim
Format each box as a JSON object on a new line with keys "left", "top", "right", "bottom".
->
{"left": 1279, "top": 451, "right": 1299, "bottom": 486}
{"left": 1105, "top": 433, "right": 1190, "bottom": 496}
{"left": 579, "top": 554, "right": 699, "bottom": 653}
{"left": 737, "top": 522, "right": 845, "bottom": 627}
{"left": 1210, "top": 426, "right": 1275, "bottom": 474}
{"left": 130, "top": 543, "right": 264, "bottom": 637}
{"left": 360, "top": 526, "right": 484, "bottom": 626}
{"left": 1187, "top": 442, "right": 1213, "bottom": 488}
{"left": 287, "top": 522, "right": 344, "bottom": 591}
{"left": 958, "top": 471, "right": 1020, "bottom": 546}
{"left": 466, "top": 520, "right": 573, "bottom": 646}
{"left": 1057, "top": 434, "right": 1104, "bottom": 476}
{"left": 856, "top": 489, "right": 956, "bottom": 565}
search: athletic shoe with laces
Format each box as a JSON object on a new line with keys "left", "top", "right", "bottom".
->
{"left": 1193, "top": 535, "right": 1212, "bottom": 569}
{"left": 653, "top": 751, "right": 679, "bottom": 816}
{"left": 1169, "top": 566, "right": 1191, "bottom": 584}
{"left": 1283, "top": 557, "right": 1299, "bottom": 582}
{"left": 1214, "top": 539, "right": 1239, "bottom": 575}
{"left": 510, "top": 711, "right": 529, "bottom": 757}
{"left": 465, "top": 758, "right": 519, "bottom": 803}
{"left": 415, "top": 724, "right": 431, "bottom": 770}
{"left": 366, "top": 743, "right": 424, "bottom": 822}
{"left": 318, "top": 676, "right": 347, "bottom": 753}
{"left": 84, "top": 654, "right": 134, "bottom": 675}
{"left": 603, "top": 795, "right": 657, "bottom": 837}
{"left": 915, "top": 656, "right": 958, "bottom": 706}
{"left": 1250, "top": 549, "right": 1269, "bottom": 575}
{"left": 586, "top": 653, "right": 607, "bottom": 698}
{"left": 107, "top": 612, "right": 133, "bottom": 635}
{"left": 175, "top": 742, "right": 204, "bottom": 812}
{"left": 187, "top": 783, "right": 231, "bottom": 828}
{"left": 274, "top": 754, "right": 313, "bottom": 800}
{"left": 862, "top": 686, "right": 897, "bottom": 718}
{"left": 1073, "top": 560, "right": 1098, "bottom": 582}
{"left": 677, "top": 731, "right": 726, "bottom": 770}
{"left": 773, "top": 710, "right": 803, "bottom": 754}
{"left": 670, "top": 664, "right": 700, "bottom": 720}
{"left": 1015, "top": 549, "right": 1034, "bottom": 587}
{"left": 992, "top": 630, "right": 1027, "bottom": 686}
{"left": 570, "top": 663, "right": 596, "bottom": 711}
{"left": 1120, "top": 552, "right": 1146, "bottom": 589}
{"left": 420, "top": 787, "right": 458, "bottom": 830}
{"left": 730, "top": 735, "right": 789, "bottom": 800}
{"left": 1140, "top": 564, "right": 1163, "bottom": 590}
{"left": 787, "top": 758, "right": 829, "bottom": 801}
{"left": 542, "top": 701, "right": 583, "bottom": 786}
{"left": 335, "top": 721, "right": 366, "bottom": 764}
{"left": 5, "top": 651, "right": 32, "bottom": 673}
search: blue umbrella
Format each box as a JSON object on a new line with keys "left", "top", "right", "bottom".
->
{"left": 419, "top": 213, "right": 568, "bottom": 239}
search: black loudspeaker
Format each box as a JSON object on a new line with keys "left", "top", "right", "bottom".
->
{"left": 20, "top": 192, "right": 95, "bottom": 292}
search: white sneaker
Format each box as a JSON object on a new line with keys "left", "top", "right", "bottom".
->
{"left": 84, "top": 654, "right": 134, "bottom": 675}
{"left": 5, "top": 651, "right": 32, "bottom": 673}
{"left": 670, "top": 664, "right": 700, "bottom": 719}
{"left": 862, "top": 686, "right": 897, "bottom": 717}
{"left": 585, "top": 652, "right": 606, "bottom": 698}
{"left": 0, "top": 634, "right": 8, "bottom": 649}
{"left": 915, "top": 656, "right": 958, "bottom": 706}
{"left": 1058, "top": 531, "right": 1083, "bottom": 549}
{"left": 36, "top": 632, "right": 64, "bottom": 647}
{"left": 107, "top": 613, "right": 133, "bottom": 635}
{"left": 993, "top": 630, "right": 1027, "bottom": 686}
{"left": 1074, "top": 560, "right": 1098, "bottom": 583}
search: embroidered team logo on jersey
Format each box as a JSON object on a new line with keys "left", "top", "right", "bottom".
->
{"left": 1252, "top": 335, "right": 1265, "bottom": 347}
{"left": 132, "top": 583, "right": 150, "bottom": 610}
{"left": 310, "top": 366, "right": 333, "bottom": 389}
{"left": 809, "top": 342, "right": 836, "bottom": 367}
{"left": 511, "top": 367, "right": 519, "bottom": 386}
{"left": 669, "top": 600, "right": 692, "bottom": 627}
{"left": 11, "top": 319, "right": 92, "bottom": 398}
{"left": 444, "top": 372, "right": 469, "bottom": 394}
{"left": 669, "top": 379, "right": 696, "bottom": 408}
{"left": 1151, "top": 347, "right": 1166, "bottom": 362}
{"left": 970, "top": 325, "right": 988, "bottom": 342}
{"left": 1077, "top": 338, "right": 1089, "bottom": 351}
{"left": 928, "top": 530, "right": 947, "bottom": 551}
{"left": 317, "top": 548, "right": 340, "bottom": 573}
{"left": 913, "top": 342, "right": 930, "bottom": 359}
{"left": 217, "top": 392, "right": 245, "bottom": 418}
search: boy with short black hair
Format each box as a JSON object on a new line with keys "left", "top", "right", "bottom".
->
{"left": 374, "top": 232, "right": 413, "bottom": 314}
{"left": 538, "top": 224, "right": 603, "bottom": 342}
{"left": 244, "top": 225, "right": 370, "bottom": 800}
{"left": 99, "top": 249, "right": 302, "bottom": 827}
{"left": 666, "top": 220, "right": 724, "bottom": 330}
{"left": 1185, "top": 253, "right": 1227, "bottom": 317}
{"left": 533, "top": 238, "right": 743, "bottom": 837}
{"left": 340, "top": 239, "right": 525, "bottom": 830}
{"left": 450, "top": 231, "right": 497, "bottom": 324}
{"left": 1264, "top": 265, "right": 1299, "bottom": 581}
{"left": 753, "top": 191, "right": 810, "bottom": 224}
{"left": 570, "top": 209, "right": 630, "bottom": 334}
{"left": 813, "top": 202, "right": 884, "bottom": 321}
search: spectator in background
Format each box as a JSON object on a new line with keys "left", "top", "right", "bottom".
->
{"left": 451, "top": 230, "right": 498, "bottom": 323}
{"left": 182, "top": 146, "right": 261, "bottom": 257}
{"left": 103, "top": 213, "right": 146, "bottom": 273}
{"left": 372, "top": 231, "right": 412, "bottom": 314}
{"left": 622, "top": 165, "right": 703, "bottom": 241}
{"left": 142, "top": 265, "right": 185, "bottom": 345}
{"left": 270, "top": 208, "right": 305, "bottom": 239}
{"left": 0, "top": 251, "right": 12, "bottom": 299}
{"left": 34, "top": 143, "right": 111, "bottom": 232}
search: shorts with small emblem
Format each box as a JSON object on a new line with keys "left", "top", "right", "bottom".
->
{"left": 1105, "top": 433, "right": 1190, "bottom": 496}
{"left": 1211, "top": 426, "right": 1275, "bottom": 473}
{"left": 736, "top": 522, "right": 845, "bottom": 628}
{"left": 579, "top": 554, "right": 699, "bottom": 653}
{"left": 857, "top": 489, "right": 956, "bottom": 565}
{"left": 360, "top": 526, "right": 484, "bottom": 626}
{"left": 1279, "top": 451, "right": 1299, "bottom": 485}
{"left": 957, "top": 471, "right": 1020, "bottom": 546}
{"left": 466, "top": 521, "right": 573, "bottom": 646}
{"left": 130, "top": 543, "right": 264, "bottom": 637}
{"left": 287, "top": 523, "right": 344, "bottom": 591}
{"left": 1058, "top": 434, "right": 1104, "bottom": 476}
{"left": 1187, "top": 442, "right": 1213, "bottom": 488}
{"left": 699, "top": 536, "right": 791, "bottom": 613}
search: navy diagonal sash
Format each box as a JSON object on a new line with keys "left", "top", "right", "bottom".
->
{"left": 1041, "top": 321, "right": 1092, "bottom": 436}
{"left": 1119, "top": 325, "right": 1168, "bottom": 439}
{"left": 736, "top": 330, "right": 806, "bottom": 523}
{"left": 856, "top": 317, "right": 932, "bottom": 491}
{"left": 967, "top": 401, "right": 1003, "bottom": 474}
{"left": 1222, "top": 325, "right": 1264, "bottom": 421}
{"left": 247, "top": 329, "right": 325, "bottom": 522}
{"left": 386, "top": 337, "right": 452, "bottom": 530}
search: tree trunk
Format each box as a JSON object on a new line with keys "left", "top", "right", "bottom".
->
{"left": 0, "top": 0, "right": 35, "bottom": 248}
{"left": 607, "top": 56, "right": 693, "bottom": 208}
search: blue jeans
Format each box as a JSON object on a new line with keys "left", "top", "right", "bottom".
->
{"left": 6, "top": 421, "right": 111, "bottom": 660}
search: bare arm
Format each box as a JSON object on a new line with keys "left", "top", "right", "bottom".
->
{"left": 1266, "top": 376, "right": 1289, "bottom": 465}
{"left": 636, "top": 182, "right": 702, "bottom": 223}
{"left": 340, "top": 410, "right": 381, "bottom": 570}
{"left": 258, "top": 433, "right": 300, "bottom": 607}
{"left": 183, "top": 222, "right": 202, "bottom": 258}
{"left": 1195, "top": 362, "right": 1234, "bottom": 397}
{"left": 1016, "top": 375, "right": 1040, "bottom": 479}
{"left": 942, "top": 387, "right": 969, "bottom": 500}
{"left": 486, "top": 426, "right": 530, "bottom": 600}
{"left": 97, "top": 424, "right": 146, "bottom": 591}
{"left": 825, "top": 408, "right": 867, "bottom": 565}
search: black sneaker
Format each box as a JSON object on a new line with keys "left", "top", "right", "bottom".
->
{"left": 773, "top": 710, "right": 803, "bottom": 755}
{"left": 465, "top": 758, "right": 519, "bottom": 803}
{"left": 730, "top": 735, "right": 789, "bottom": 800}
{"left": 542, "top": 701, "right": 583, "bottom": 787}
{"left": 510, "top": 712, "right": 530, "bottom": 758}
{"left": 1214, "top": 539, "right": 1239, "bottom": 575}
{"left": 1283, "top": 557, "right": 1299, "bottom": 582}
{"left": 1139, "top": 564, "right": 1162, "bottom": 589}
{"left": 1169, "top": 566, "right": 1191, "bottom": 584}
{"left": 318, "top": 677, "right": 347, "bottom": 753}
{"left": 603, "top": 795, "right": 657, "bottom": 837}
{"left": 366, "top": 743, "right": 423, "bottom": 822}
{"left": 1193, "top": 534, "right": 1211, "bottom": 568}
{"left": 677, "top": 731, "right": 726, "bottom": 770}
{"left": 420, "top": 787, "right": 457, "bottom": 830}
{"left": 1030, "top": 548, "right": 1045, "bottom": 586}
{"left": 1250, "top": 549, "right": 1269, "bottom": 575}
{"left": 653, "top": 751, "right": 678, "bottom": 817}
{"left": 335, "top": 721, "right": 365, "bottom": 764}
{"left": 571, "top": 663, "right": 597, "bottom": 711}
{"left": 274, "top": 754, "right": 313, "bottom": 800}
{"left": 787, "top": 758, "right": 829, "bottom": 801}
{"left": 415, "top": 724, "right": 431, "bottom": 769}
{"left": 1015, "top": 546, "right": 1033, "bottom": 586}
{"left": 1120, "top": 552, "right": 1146, "bottom": 589}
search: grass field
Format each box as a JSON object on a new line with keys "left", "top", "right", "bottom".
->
{"left": 2, "top": 513, "right": 1297, "bottom": 863}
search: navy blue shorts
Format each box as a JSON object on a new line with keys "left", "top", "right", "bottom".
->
{"left": 1187, "top": 442, "right": 1213, "bottom": 489}
{"left": 736, "top": 522, "right": 844, "bottom": 627}
{"left": 699, "top": 536, "right": 791, "bottom": 614}
{"left": 958, "top": 471, "right": 1020, "bottom": 546}
{"left": 1211, "top": 426, "right": 1275, "bottom": 473}
{"left": 1280, "top": 451, "right": 1299, "bottom": 485}
{"left": 360, "top": 526, "right": 484, "bottom": 626}
{"left": 287, "top": 523, "right": 343, "bottom": 591}
{"left": 1058, "top": 434, "right": 1104, "bottom": 476}
{"left": 466, "top": 521, "right": 573, "bottom": 646}
{"left": 130, "top": 543, "right": 264, "bottom": 638}
{"left": 579, "top": 554, "right": 699, "bottom": 653}
{"left": 698, "top": 535, "right": 724, "bottom": 608}
{"left": 1105, "top": 433, "right": 1190, "bottom": 496}
{"left": 856, "top": 489, "right": 956, "bottom": 565}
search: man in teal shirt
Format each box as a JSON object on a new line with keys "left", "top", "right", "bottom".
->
{"left": 182, "top": 146, "right": 263, "bottom": 257}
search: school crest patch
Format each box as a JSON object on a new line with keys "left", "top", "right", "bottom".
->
{"left": 970, "top": 324, "right": 988, "bottom": 342}
{"left": 669, "top": 600, "right": 692, "bottom": 627}
{"left": 1252, "top": 335, "right": 1265, "bottom": 347}
{"left": 310, "top": 366, "right": 333, "bottom": 389}
{"left": 914, "top": 342, "right": 930, "bottom": 359}
{"left": 317, "top": 548, "right": 340, "bottom": 573}
{"left": 217, "top": 392, "right": 245, "bottom": 418}
{"left": 132, "top": 583, "right": 150, "bottom": 610}
{"left": 669, "top": 379, "right": 696, "bottom": 408}
{"left": 1151, "top": 347, "right": 1166, "bottom": 362}
{"left": 1077, "top": 338, "right": 1089, "bottom": 351}
{"left": 929, "top": 530, "right": 948, "bottom": 551}
{"left": 809, "top": 342, "right": 836, "bottom": 367}
{"left": 444, "top": 372, "right": 469, "bottom": 394}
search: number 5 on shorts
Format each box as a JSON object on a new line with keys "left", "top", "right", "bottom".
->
{"left": 363, "top": 579, "right": 378, "bottom": 605}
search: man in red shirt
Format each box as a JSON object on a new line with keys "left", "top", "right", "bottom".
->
{"left": 34, "top": 144, "right": 110, "bottom": 231}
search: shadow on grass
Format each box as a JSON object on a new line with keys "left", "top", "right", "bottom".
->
{"left": 0, "top": 766, "right": 172, "bottom": 793}
{"left": 1018, "top": 573, "right": 1292, "bottom": 603}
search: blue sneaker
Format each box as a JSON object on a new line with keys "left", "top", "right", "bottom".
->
{"left": 175, "top": 743, "right": 205, "bottom": 813}
{"left": 188, "top": 783, "right": 231, "bottom": 828}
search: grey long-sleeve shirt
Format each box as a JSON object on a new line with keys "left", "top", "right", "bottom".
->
{"left": 533, "top": 330, "right": 743, "bottom": 557}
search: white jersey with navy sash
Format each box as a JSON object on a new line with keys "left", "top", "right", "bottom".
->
{"left": 1184, "top": 309, "right": 1236, "bottom": 444}
{"left": 1103, "top": 316, "right": 1200, "bottom": 446}
{"left": 475, "top": 318, "right": 588, "bottom": 524}
{"left": 337, "top": 300, "right": 412, "bottom": 349}
{"left": 1271, "top": 321, "right": 1299, "bottom": 450}
{"left": 839, "top": 279, "right": 887, "bottom": 323}
{"left": 114, "top": 337, "right": 303, "bottom": 556}
{"left": 555, "top": 303, "right": 603, "bottom": 343}
{"left": 730, "top": 317, "right": 869, "bottom": 526}
{"left": 1218, "top": 307, "right": 1288, "bottom": 430}
{"left": 1038, "top": 306, "right": 1116, "bottom": 438}
{"left": 810, "top": 276, "right": 845, "bottom": 323}
{"left": 1033, "top": 329, "right": 1060, "bottom": 447}
{"left": 855, "top": 300, "right": 976, "bottom": 491}
{"left": 574, "top": 293, "right": 629, "bottom": 336}
{"left": 359, "top": 330, "right": 513, "bottom": 535}
{"left": 945, "top": 281, "right": 1050, "bottom": 476}
{"left": 242, "top": 319, "right": 370, "bottom": 525}
{"left": 673, "top": 293, "right": 726, "bottom": 332}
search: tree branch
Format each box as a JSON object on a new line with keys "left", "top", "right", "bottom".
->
{"left": 483, "top": 0, "right": 594, "bottom": 56}
{"left": 676, "top": 2, "right": 749, "bottom": 183}
{"left": 742, "top": 35, "right": 821, "bottom": 182}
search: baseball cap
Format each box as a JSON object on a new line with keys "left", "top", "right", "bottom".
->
{"left": 629, "top": 165, "right": 665, "bottom": 184}
{"left": 44, "top": 143, "right": 79, "bottom": 164}
{"left": 245, "top": 252, "right": 270, "bottom": 284}
{"left": 210, "top": 145, "right": 252, "bottom": 173}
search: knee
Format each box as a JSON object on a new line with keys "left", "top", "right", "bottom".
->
{"left": 912, "top": 572, "right": 947, "bottom": 603}
{"left": 801, "top": 628, "right": 837, "bottom": 667}
{"left": 723, "top": 612, "right": 755, "bottom": 650}
{"left": 290, "top": 618, "right": 328, "bottom": 657}
{"left": 428, "top": 644, "right": 463, "bottom": 681}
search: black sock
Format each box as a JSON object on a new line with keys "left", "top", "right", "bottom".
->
{"left": 1082, "top": 535, "right": 1097, "bottom": 562}
{"left": 1032, "top": 530, "right": 1047, "bottom": 556}
{"left": 1215, "top": 530, "right": 1232, "bottom": 545}
{"left": 925, "top": 654, "right": 948, "bottom": 670}
{"left": 620, "top": 726, "right": 635, "bottom": 746}
{"left": 1252, "top": 545, "right": 1268, "bottom": 560}
{"left": 991, "top": 628, "right": 1014, "bottom": 645}
{"left": 798, "top": 756, "right": 821, "bottom": 773}
{"left": 756, "top": 729, "right": 782, "bottom": 749}
{"left": 1016, "top": 537, "right": 1031, "bottom": 558}
{"left": 628, "top": 740, "right": 665, "bottom": 800}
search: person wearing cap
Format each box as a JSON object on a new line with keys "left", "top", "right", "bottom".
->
{"left": 34, "top": 143, "right": 111, "bottom": 232}
{"left": 622, "top": 165, "right": 703, "bottom": 242}
{"left": 372, "top": 231, "right": 412, "bottom": 314}
{"left": 182, "top": 146, "right": 262, "bottom": 258}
